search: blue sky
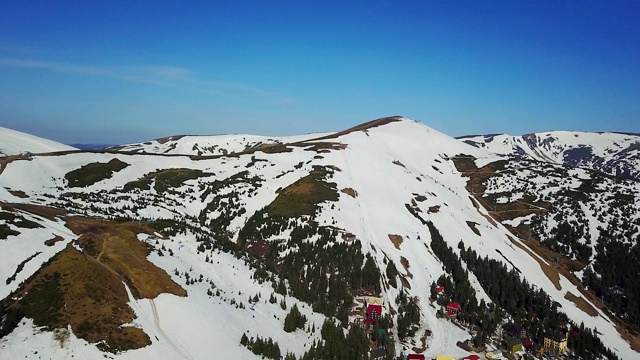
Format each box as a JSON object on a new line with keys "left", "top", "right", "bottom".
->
{"left": 1, "top": 1, "right": 638, "bottom": 144}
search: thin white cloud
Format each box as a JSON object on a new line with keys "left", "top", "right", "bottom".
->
{"left": 0, "top": 58, "right": 191, "bottom": 84}
{"left": 146, "top": 66, "right": 192, "bottom": 80}
{"left": 0, "top": 58, "right": 293, "bottom": 104}
{"left": 0, "top": 58, "right": 107, "bottom": 75}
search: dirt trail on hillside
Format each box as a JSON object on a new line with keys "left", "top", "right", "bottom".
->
{"left": 150, "top": 299, "right": 194, "bottom": 360}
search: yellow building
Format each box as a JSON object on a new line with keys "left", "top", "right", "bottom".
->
{"left": 544, "top": 330, "right": 568, "bottom": 353}
{"left": 435, "top": 356, "right": 454, "bottom": 360}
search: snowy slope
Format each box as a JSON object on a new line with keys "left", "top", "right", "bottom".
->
{"left": 0, "top": 118, "right": 638, "bottom": 360}
{"left": 0, "top": 126, "right": 77, "bottom": 156}
{"left": 460, "top": 131, "right": 640, "bottom": 181}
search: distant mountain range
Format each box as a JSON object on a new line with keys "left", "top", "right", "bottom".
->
{"left": 459, "top": 131, "right": 640, "bottom": 181}
{"left": 0, "top": 118, "right": 638, "bottom": 360}
{"left": 68, "top": 144, "right": 115, "bottom": 151}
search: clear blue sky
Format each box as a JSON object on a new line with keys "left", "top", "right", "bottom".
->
{"left": 1, "top": 1, "right": 638, "bottom": 144}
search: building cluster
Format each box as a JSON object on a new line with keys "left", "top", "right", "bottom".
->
{"left": 363, "top": 288, "right": 572, "bottom": 360}
{"left": 439, "top": 294, "right": 572, "bottom": 360}
{"left": 499, "top": 321, "right": 569, "bottom": 358}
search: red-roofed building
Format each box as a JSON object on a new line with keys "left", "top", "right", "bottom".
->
{"left": 446, "top": 302, "right": 460, "bottom": 315}
{"left": 407, "top": 354, "right": 425, "bottom": 360}
{"left": 365, "top": 304, "right": 382, "bottom": 324}
{"left": 463, "top": 355, "right": 480, "bottom": 360}
{"left": 436, "top": 286, "right": 445, "bottom": 293}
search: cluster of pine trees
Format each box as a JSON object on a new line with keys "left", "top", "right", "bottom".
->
{"left": 539, "top": 220, "right": 592, "bottom": 263}
{"left": 584, "top": 225, "right": 640, "bottom": 330}
{"left": 239, "top": 218, "right": 382, "bottom": 325}
{"left": 296, "top": 320, "right": 382, "bottom": 360}
{"left": 283, "top": 304, "right": 307, "bottom": 332}
{"left": 240, "top": 333, "right": 281, "bottom": 360}
{"left": 428, "top": 221, "right": 478, "bottom": 313}
{"left": 395, "top": 289, "right": 420, "bottom": 339}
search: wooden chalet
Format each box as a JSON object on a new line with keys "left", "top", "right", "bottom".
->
{"left": 342, "top": 232, "right": 356, "bottom": 241}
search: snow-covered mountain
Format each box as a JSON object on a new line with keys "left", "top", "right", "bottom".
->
{"left": 111, "top": 132, "right": 333, "bottom": 156}
{"left": 459, "top": 131, "right": 640, "bottom": 181}
{"left": 0, "top": 126, "right": 77, "bottom": 156}
{"left": 0, "top": 117, "right": 638, "bottom": 360}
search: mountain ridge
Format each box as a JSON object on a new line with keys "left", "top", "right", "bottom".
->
{"left": 0, "top": 117, "right": 638, "bottom": 360}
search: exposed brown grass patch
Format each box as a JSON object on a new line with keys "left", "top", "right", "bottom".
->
{"left": 564, "top": 291, "right": 598, "bottom": 317}
{"left": 155, "top": 135, "right": 185, "bottom": 144}
{"left": 428, "top": 205, "right": 440, "bottom": 213}
{"left": 341, "top": 187, "right": 358, "bottom": 198}
{"left": 453, "top": 157, "right": 550, "bottom": 223}
{"left": 264, "top": 166, "right": 338, "bottom": 218}
{"left": 469, "top": 196, "right": 497, "bottom": 226}
{"left": 256, "top": 143, "right": 293, "bottom": 154}
{"left": 4, "top": 244, "right": 151, "bottom": 352}
{"left": 399, "top": 275, "right": 411, "bottom": 289}
{"left": 466, "top": 221, "right": 481, "bottom": 236}
{"left": 6, "top": 188, "right": 29, "bottom": 198}
{"left": 280, "top": 181, "right": 315, "bottom": 197}
{"left": 66, "top": 217, "right": 186, "bottom": 299}
{"left": 45, "top": 235, "right": 64, "bottom": 246}
{"left": 388, "top": 234, "right": 403, "bottom": 250}
{"left": 1, "top": 213, "right": 187, "bottom": 353}
{"left": 615, "top": 323, "right": 640, "bottom": 353}
{"left": 392, "top": 160, "right": 405, "bottom": 168}
{"left": 297, "top": 142, "right": 347, "bottom": 152}
{"left": 400, "top": 256, "right": 413, "bottom": 279}
{"left": 0, "top": 201, "right": 67, "bottom": 220}
{"left": 305, "top": 116, "right": 403, "bottom": 141}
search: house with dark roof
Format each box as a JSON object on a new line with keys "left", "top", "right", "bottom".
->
{"left": 504, "top": 335, "right": 523, "bottom": 353}
{"left": 369, "top": 347, "right": 386, "bottom": 360}
{"left": 502, "top": 322, "right": 526, "bottom": 339}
